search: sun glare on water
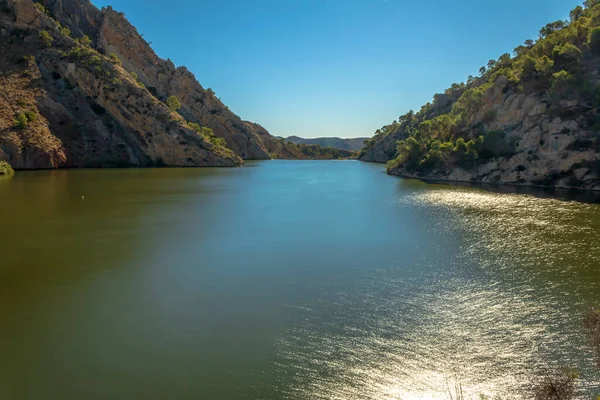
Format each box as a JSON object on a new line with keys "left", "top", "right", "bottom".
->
{"left": 274, "top": 186, "right": 600, "bottom": 399}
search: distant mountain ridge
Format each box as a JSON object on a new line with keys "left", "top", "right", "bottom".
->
{"left": 282, "top": 136, "right": 368, "bottom": 151}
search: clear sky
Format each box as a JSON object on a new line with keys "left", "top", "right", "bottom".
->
{"left": 91, "top": 0, "right": 580, "bottom": 138}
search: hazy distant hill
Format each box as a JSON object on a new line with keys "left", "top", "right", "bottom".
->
{"left": 283, "top": 136, "right": 368, "bottom": 151}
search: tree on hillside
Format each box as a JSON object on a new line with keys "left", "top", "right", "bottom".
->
{"left": 539, "top": 20, "right": 567, "bottom": 38}
{"left": 584, "top": 0, "right": 600, "bottom": 9}
{"left": 498, "top": 53, "right": 512, "bottom": 68}
{"left": 166, "top": 96, "right": 181, "bottom": 111}
{"left": 570, "top": 5, "right": 584, "bottom": 21}
{"left": 514, "top": 45, "right": 528, "bottom": 57}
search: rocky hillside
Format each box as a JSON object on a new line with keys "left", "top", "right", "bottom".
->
{"left": 359, "top": 1, "right": 600, "bottom": 191}
{"left": 283, "top": 136, "right": 368, "bottom": 151}
{"left": 0, "top": 0, "right": 301, "bottom": 170}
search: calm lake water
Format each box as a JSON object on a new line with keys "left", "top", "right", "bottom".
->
{"left": 1, "top": 160, "right": 600, "bottom": 399}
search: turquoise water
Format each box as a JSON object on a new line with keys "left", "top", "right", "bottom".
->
{"left": 1, "top": 160, "right": 599, "bottom": 399}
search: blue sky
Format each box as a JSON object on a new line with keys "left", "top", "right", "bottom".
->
{"left": 92, "top": 0, "right": 580, "bottom": 138}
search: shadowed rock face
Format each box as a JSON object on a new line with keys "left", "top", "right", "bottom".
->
{"left": 0, "top": 0, "right": 297, "bottom": 170}
{"left": 39, "top": 0, "right": 292, "bottom": 160}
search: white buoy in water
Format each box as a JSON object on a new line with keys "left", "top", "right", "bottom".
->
{"left": 82, "top": 195, "right": 85, "bottom": 200}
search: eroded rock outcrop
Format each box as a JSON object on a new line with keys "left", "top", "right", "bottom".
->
{"left": 359, "top": 3, "right": 600, "bottom": 191}
{"left": 37, "top": 0, "right": 292, "bottom": 160}
{"left": 386, "top": 76, "right": 600, "bottom": 190}
{"left": 2, "top": 0, "right": 325, "bottom": 171}
{"left": 0, "top": 0, "right": 243, "bottom": 169}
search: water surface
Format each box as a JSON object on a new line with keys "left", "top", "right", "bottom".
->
{"left": 1, "top": 160, "right": 599, "bottom": 399}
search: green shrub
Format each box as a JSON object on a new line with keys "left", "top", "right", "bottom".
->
{"left": 14, "top": 112, "right": 28, "bottom": 129}
{"left": 585, "top": 0, "right": 600, "bottom": 9}
{"left": 211, "top": 137, "right": 227, "bottom": 147}
{"left": 453, "top": 137, "right": 467, "bottom": 153}
{"left": 0, "top": 161, "right": 14, "bottom": 176}
{"left": 24, "top": 111, "right": 37, "bottom": 122}
{"left": 89, "top": 55, "right": 102, "bottom": 65}
{"left": 166, "top": 95, "right": 181, "bottom": 111}
{"left": 33, "top": 2, "right": 45, "bottom": 13}
{"left": 440, "top": 141, "right": 454, "bottom": 153}
{"left": 553, "top": 43, "right": 582, "bottom": 64}
{"left": 60, "top": 27, "right": 70, "bottom": 37}
{"left": 78, "top": 35, "right": 92, "bottom": 46}
{"left": 130, "top": 71, "right": 138, "bottom": 80}
{"left": 386, "top": 158, "right": 401, "bottom": 170}
{"left": 452, "top": 84, "right": 491, "bottom": 117}
{"left": 395, "top": 136, "right": 421, "bottom": 169}
{"left": 39, "top": 30, "right": 54, "bottom": 47}
{"left": 67, "top": 46, "right": 92, "bottom": 61}
{"left": 570, "top": 6, "right": 584, "bottom": 22}
{"left": 111, "top": 77, "right": 122, "bottom": 86}
{"left": 535, "top": 56, "right": 555, "bottom": 76}
{"left": 419, "top": 149, "right": 442, "bottom": 170}
{"left": 197, "top": 126, "right": 227, "bottom": 147}
{"left": 201, "top": 126, "right": 215, "bottom": 138}
{"left": 519, "top": 55, "right": 537, "bottom": 78}
{"left": 465, "top": 138, "right": 481, "bottom": 161}
{"left": 109, "top": 53, "right": 121, "bottom": 64}
{"left": 188, "top": 122, "right": 201, "bottom": 132}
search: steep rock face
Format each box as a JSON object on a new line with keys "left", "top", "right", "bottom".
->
{"left": 387, "top": 76, "right": 600, "bottom": 191}
{"left": 359, "top": 3, "right": 600, "bottom": 191}
{"left": 0, "top": 0, "right": 240, "bottom": 169}
{"left": 39, "top": 0, "right": 288, "bottom": 160}
{"left": 244, "top": 122, "right": 308, "bottom": 159}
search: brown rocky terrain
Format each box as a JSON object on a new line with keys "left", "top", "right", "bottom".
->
{"left": 0, "top": 0, "right": 305, "bottom": 170}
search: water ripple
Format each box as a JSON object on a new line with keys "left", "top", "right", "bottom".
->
{"left": 274, "top": 187, "right": 600, "bottom": 399}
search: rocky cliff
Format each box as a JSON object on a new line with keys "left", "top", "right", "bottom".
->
{"left": 0, "top": 0, "right": 299, "bottom": 170}
{"left": 359, "top": 2, "right": 600, "bottom": 191}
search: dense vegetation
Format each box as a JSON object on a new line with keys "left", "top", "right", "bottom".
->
{"left": 359, "top": 1, "right": 600, "bottom": 176}
{"left": 283, "top": 135, "right": 369, "bottom": 151}
{"left": 0, "top": 160, "right": 14, "bottom": 175}
{"left": 281, "top": 139, "right": 355, "bottom": 159}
